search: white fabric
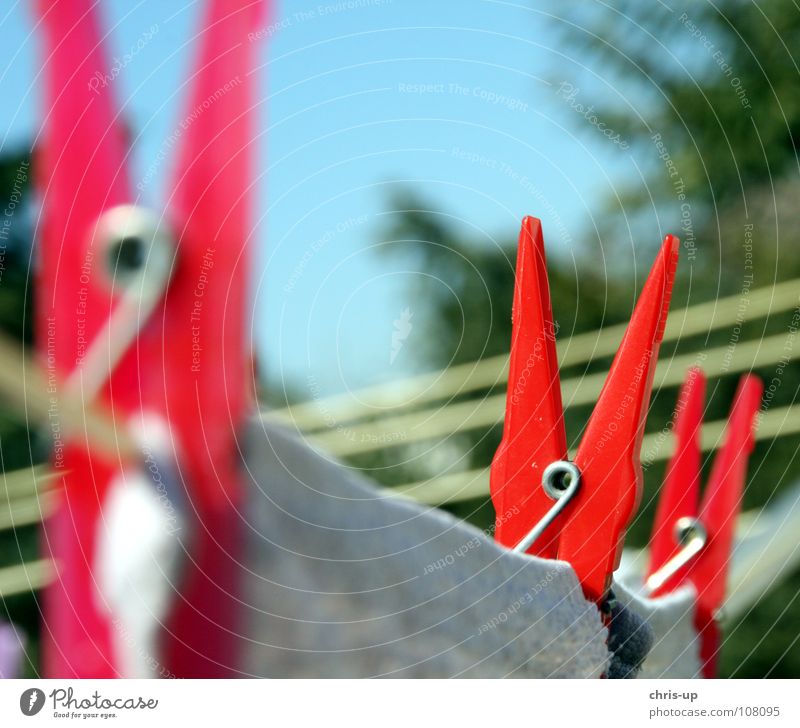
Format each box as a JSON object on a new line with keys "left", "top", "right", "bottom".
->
{"left": 94, "top": 415, "right": 185, "bottom": 678}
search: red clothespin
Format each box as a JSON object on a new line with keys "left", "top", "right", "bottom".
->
{"left": 34, "top": 0, "right": 266, "bottom": 677}
{"left": 645, "top": 368, "right": 763, "bottom": 677}
{"left": 490, "top": 217, "right": 679, "bottom": 605}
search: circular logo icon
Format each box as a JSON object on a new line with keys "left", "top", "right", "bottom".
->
{"left": 20, "top": 688, "right": 45, "bottom": 717}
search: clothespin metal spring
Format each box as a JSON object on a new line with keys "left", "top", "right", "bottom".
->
{"left": 65, "top": 205, "right": 174, "bottom": 401}
{"left": 514, "top": 460, "right": 581, "bottom": 554}
{"left": 644, "top": 517, "right": 707, "bottom": 595}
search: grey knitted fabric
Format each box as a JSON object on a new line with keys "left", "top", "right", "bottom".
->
{"left": 239, "top": 419, "right": 609, "bottom": 678}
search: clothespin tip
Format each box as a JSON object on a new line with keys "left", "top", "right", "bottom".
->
{"left": 654, "top": 235, "right": 680, "bottom": 343}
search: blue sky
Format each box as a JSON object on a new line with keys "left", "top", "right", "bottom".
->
{"left": 0, "top": 0, "right": 649, "bottom": 399}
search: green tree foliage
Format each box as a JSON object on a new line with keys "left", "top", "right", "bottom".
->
{"left": 0, "top": 149, "right": 33, "bottom": 345}
{"left": 0, "top": 147, "right": 38, "bottom": 675}
{"left": 548, "top": 0, "right": 800, "bottom": 288}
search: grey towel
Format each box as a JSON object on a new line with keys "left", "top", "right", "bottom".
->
{"left": 238, "top": 419, "right": 609, "bottom": 677}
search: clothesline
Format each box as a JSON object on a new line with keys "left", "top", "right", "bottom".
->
{"left": 266, "top": 277, "right": 800, "bottom": 433}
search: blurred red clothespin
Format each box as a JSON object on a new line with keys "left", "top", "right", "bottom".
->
{"left": 34, "top": 0, "right": 266, "bottom": 677}
{"left": 490, "top": 217, "right": 679, "bottom": 606}
{"left": 645, "top": 368, "right": 763, "bottom": 677}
